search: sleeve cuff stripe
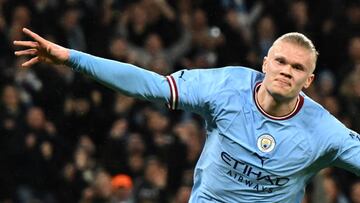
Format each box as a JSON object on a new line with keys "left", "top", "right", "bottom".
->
{"left": 166, "top": 75, "right": 178, "bottom": 110}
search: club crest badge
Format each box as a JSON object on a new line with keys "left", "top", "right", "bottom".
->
{"left": 257, "top": 134, "right": 276, "bottom": 153}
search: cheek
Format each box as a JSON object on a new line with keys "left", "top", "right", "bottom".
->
{"left": 269, "top": 63, "right": 284, "bottom": 76}
{"left": 295, "top": 76, "right": 310, "bottom": 89}
{"left": 263, "top": 63, "right": 276, "bottom": 76}
{"left": 263, "top": 59, "right": 278, "bottom": 74}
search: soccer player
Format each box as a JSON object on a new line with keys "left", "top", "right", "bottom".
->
{"left": 14, "top": 28, "right": 360, "bottom": 202}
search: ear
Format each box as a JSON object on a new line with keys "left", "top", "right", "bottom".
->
{"left": 303, "top": 74, "right": 315, "bottom": 89}
{"left": 262, "top": 56, "right": 268, "bottom": 74}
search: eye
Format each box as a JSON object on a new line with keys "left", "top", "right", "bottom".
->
{"left": 275, "top": 58, "right": 285, "bottom": 65}
{"left": 293, "top": 64, "right": 304, "bottom": 71}
{"left": 275, "top": 58, "right": 285, "bottom": 64}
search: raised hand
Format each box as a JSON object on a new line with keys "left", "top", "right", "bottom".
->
{"left": 13, "top": 28, "right": 70, "bottom": 68}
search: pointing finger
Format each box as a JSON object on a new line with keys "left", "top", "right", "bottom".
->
{"left": 22, "top": 28, "right": 47, "bottom": 45}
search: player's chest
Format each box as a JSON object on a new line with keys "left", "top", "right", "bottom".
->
{"left": 213, "top": 107, "right": 314, "bottom": 176}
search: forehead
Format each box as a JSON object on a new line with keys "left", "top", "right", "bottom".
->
{"left": 270, "top": 41, "right": 315, "bottom": 70}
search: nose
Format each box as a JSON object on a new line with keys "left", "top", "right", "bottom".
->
{"left": 280, "top": 65, "right": 292, "bottom": 79}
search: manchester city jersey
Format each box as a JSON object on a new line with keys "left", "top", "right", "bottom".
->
{"left": 69, "top": 50, "right": 360, "bottom": 203}
{"left": 167, "top": 67, "right": 360, "bottom": 203}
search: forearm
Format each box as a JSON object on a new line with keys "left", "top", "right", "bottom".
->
{"left": 68, "top": 50, "right": 170, "bottom": 103}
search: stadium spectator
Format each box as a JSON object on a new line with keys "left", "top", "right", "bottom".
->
{"left": 1, "top": 1, "right": 359, "bottom": 202}
{"left": 350, "top": 181, "right": 360, "bottom": 203}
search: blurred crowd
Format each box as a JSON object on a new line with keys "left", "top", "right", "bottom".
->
{"left": 0, "top": 0, "right": 359, "bottom": 202}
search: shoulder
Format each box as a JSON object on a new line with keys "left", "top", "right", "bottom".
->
{"left": 211, "top": 67, "right": 264, "bottom": 97}
{"left": 199, "top": 66, "right": 263, "bottom": 87}
{"left": 171, "top": 66, "right": 263, "bottom": 90}
{"left": 210, "top": 66, "right": 263, "bottom": 80}
{"left": 298, "top": 95, "right": 354, "bottom": 160}
{"left": 301, "top": 94, "right": 327, "bottom": 116}
{"left": 173, "top": 66, "right": 262, "bottom": 79}
{"left": 302, "top": 94, "right": 342, "bottom": 128}
{"left": 301, "top": 94, "right": 349, "bottom": 139}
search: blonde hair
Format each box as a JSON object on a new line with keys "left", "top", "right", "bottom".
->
{"left": 274, "top": 32, "right": 319, "bottom": 65}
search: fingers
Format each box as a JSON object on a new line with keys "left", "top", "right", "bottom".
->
{"left": 13, "top": 40, "right": 39, "bottom": 48}
{"left": 22, "top": 28, "right": 48, "bottom": 45}
{"left": 21, "top": 56, "right": 39, "bottom": 68}
{"left": 13, "top": 28, "right": 48, "bottom": 49}
{"left": 14, "top": 49, "right": 38, "bottom": 56}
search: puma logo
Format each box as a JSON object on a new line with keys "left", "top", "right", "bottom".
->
{"left": 253, "top": 152, "right": 269, "bottom": 167}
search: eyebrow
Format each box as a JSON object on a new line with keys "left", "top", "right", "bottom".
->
{"left": 275, "top": 56, "right": 307, "bottom": 70}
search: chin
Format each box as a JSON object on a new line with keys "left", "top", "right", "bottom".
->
{"left": 273, "top": 82, "right": 292, "bottom": 90}
{"left": 271, "top": 85, "right": 289, "bottom": 94}
{"left": 270, "top": 92, "right": 288, "bottom": 101}
{"left": 268, "top": 88, "right": 293, "bottom": 101}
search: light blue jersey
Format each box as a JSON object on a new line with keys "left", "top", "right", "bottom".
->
{"left": 69, "top": 50, "right": 360, "bottom": 203}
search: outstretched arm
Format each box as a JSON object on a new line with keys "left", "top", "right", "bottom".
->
{"left": 14, "top": 28, "right": 171, "bottom": 103}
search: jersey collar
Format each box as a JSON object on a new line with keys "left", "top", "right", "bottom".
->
{"left": 253, "top": 82, "right": 304, "bottom": 120}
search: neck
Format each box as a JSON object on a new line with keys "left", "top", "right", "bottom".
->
{"left": 257, "top": 85, "right": 299, "bottom": 117}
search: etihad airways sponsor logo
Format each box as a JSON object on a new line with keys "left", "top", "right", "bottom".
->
{"left": 221, "top": 151, "right": 290, "bottom": 193}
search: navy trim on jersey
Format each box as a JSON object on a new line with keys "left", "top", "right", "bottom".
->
{"left": 166, "top": 75, "right": 178, "bottom": 110}
{"left": 253, "top": 82, "right": 304, "bottom": 120}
